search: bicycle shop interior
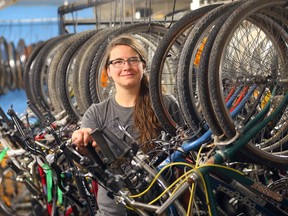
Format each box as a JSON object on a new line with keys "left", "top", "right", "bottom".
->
{"left": 0, "top": 0, "right": 287, "bottom": 216}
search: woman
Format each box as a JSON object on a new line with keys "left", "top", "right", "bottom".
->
{"left": 71, "top": 34, "right": 183, "bottom": 216}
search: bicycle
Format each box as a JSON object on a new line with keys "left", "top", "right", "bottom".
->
{"left": 0, "top": 103, "right": 98, "bottom": 216}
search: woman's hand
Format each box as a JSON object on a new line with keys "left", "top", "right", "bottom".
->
{"left": 71, "top": 128, "right": 98, "bottom": 148}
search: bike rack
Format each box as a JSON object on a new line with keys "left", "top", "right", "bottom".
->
{"left": 57, "top": 0, "right": 181, "bottom": 34}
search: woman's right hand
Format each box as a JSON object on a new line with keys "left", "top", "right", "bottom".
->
{"left": 71, "top": 128, "right": 97, "bottom": 148}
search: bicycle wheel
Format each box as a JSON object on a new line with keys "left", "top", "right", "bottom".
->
{"left": 29, "top": 34, "right": 71, "bottom": 111}
{"left": 57, "top": 30, "right": 98, "bottom": 122}
{"left": 23, "top": 41, "right": 46, "bottom": 99}
{"left": 207, "top": 0, "right": 288, "bottom": 166}
{"left": 177, "top": 1, "right": 242, "bottom": 137}
{"left": 7, "top": 42, "right": 17, "bottom": 91}
{"left": 208, "top": 0, "right": 288, "bottom": 138}
{"left": 75, "top": 27, "right": 117, "bottom": 112}
{"left": 47, "top": 31, "right": 95, "bottom": 114}
{"left": 71, "top": 29, "right": 107, "bottom": 114}
{"left": 149, "top": 4, "right": 222, "bottom": 136}
{"left": 0, "top": 37, "right": 11, "bottom": 94}
{"left": 15, "top": 39, "right": 26, "bottom": 89}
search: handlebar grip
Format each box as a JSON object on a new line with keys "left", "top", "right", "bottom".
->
{"left": 0, "top": 106, "right": 13, "bottom": 127}
{"left": 90, "top": 128, "right": 117, "bottom": 164}
{"left": 7, "top": 108, "right": 26, "bottom": 131}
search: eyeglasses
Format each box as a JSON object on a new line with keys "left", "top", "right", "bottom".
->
{"left": 108, "top": 57, "right": 144, "bottom": 68}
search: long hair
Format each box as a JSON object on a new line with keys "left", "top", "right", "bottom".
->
{"left": 103, "top": 34, "right": 162, "bottom": 152}
{"left": 134, "top": 73, "right": 162, "bottom": 152}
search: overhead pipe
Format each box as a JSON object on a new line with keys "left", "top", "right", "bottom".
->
{"left": 58, "top": 0, "right": 116, "bottom": 34}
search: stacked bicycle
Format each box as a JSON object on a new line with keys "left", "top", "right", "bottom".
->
{"left": 1, "top": 0, "right": 288, "bottom": 215}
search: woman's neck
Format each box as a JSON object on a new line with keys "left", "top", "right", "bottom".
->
{"left": 114, "top": 88, "right": 139, "bottom": 107}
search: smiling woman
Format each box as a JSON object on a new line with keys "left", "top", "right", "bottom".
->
{"left": 71, "top": 34, "right": 184, "bottom": 216}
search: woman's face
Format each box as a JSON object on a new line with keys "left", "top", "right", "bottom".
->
{"left": 107, "top": 45, "right": 145, "bottom": 90}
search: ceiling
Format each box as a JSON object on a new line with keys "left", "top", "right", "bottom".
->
{"left": 1, "top": 0, "right": 192, "bottom": 18}
{"left": 20, "top": 0, "right": 76, "bottom": 4}
{"left": 2, "top": 0, "right": 80, "bottom": 7}
{"left": 0, "top": 0, "right": 110, "bottom": 10}
{"left": 3, "top": 0, "right": 191, "bottom": 6}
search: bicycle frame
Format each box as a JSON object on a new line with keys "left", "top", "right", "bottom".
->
{"left": 154, "top": 91, "right": 288, "bottom": 215}
{"left": 0, "top": 133, "right": 46, "bottom": 215}
{"left": 197, "top": 164, "right": 288, "bottom": 215}
{"left": 0, "top": 104, "right": 96, "bottom": 216}
{"left": 158, "top": 84, "right": 258, "bottom": 168}
{"left": 93, "top": 85, "right": 287, "bottom": 215}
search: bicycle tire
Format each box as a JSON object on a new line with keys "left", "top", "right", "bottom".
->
{"left": 57, "top": 30, "right": 98, "bottom": 122}
{"left": 7, "top": 42, "right": 17, "bottom": 91}
{"left": 149, "top": 4, "right": 222, "bottom": 136}
{"left": 71, "top": 28, "right": 107, "bottom": 114}
{"left": 0, "top": 37, "right": 11, "bottom": 94}
{"left": 208, "top": 0, "right": 288, "bottom": 138}
{"left": 76, "top": 28, "right": 117, "bottom": 112}
{"left": 15, "top": 39, "right": 26, "bottom": 89}
{"left": 207, "top": 0, "right": 288, "bottom": 167}
{"left": 47, "top": 31, "right": 94, "bottom": 114}
{"left": 239, "top": 97, "right": 288, "bottom": 168}
{"left": 30, "top": 34, "right": 71, "bottom": 110}
{"left": 23, "top": 41, "right": 49, "bottom": 106}
{"left": 197, "top": 14, "right": 270, "bottom": 138}
{"left": 177, "top": 2, "right": 241, "bottom": 136}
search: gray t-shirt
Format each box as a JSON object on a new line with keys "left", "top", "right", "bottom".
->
{"left": 81, "top": 95, "right": 183, "bottom": 216}
{"left": 81, "top": 97, "right": 133, "bottom": 216}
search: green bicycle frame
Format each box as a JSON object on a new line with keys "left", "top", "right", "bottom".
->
{"left": 199, "top": 91, "right": 288, "bottom": 215}
{"left": 201, "top": 165, "right": 288, "bottom": 215}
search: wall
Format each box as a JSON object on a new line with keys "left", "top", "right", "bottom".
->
{"left": 0, "top": 4, "right": 94, "bottom": 45}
